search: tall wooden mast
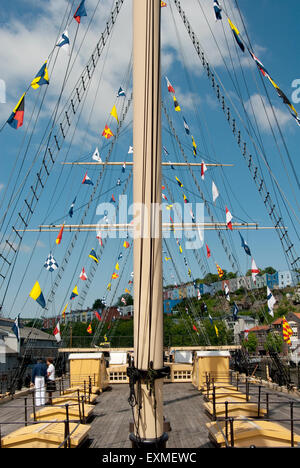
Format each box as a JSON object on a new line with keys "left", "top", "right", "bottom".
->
{"left": 129, "top": 0, "right": 168, "bottom": 448}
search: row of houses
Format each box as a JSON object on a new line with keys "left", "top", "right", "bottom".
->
{"left": 43, "top": 305, "right": 134, "bottom": 328}
{"left": 42, "top": 271, "right": 298, "bottom": 326}
{"left": 163, "top": 270, "right": 299, "bottom": 302}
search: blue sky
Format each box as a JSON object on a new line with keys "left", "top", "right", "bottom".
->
{"left": 0, "top": 0, "right": 299, "bottom": 320}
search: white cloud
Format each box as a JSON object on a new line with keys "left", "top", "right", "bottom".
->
{"left": 245, "top": 93, "right": 291, "bottom": 132}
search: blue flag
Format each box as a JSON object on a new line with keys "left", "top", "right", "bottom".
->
{"left": 117, "top": 87, "right": 126, "bottom": 97}
{"left": 69, "top": 197, "right": 76, "bottom": 218}
{"left": 239, "top": 232, "right": 251, "bottom": 256}
{"left": 74, "top": 0, "right": 87, "bottom": 23}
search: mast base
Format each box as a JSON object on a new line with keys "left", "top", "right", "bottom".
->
{"left": 129, "top": 432, "right": 168, "bottom": 449}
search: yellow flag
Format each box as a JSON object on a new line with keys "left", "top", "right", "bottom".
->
{"left": 228, "top": 18, "right": 240, "bottom": 36}
{"left": 215, "top": 325, "right": 219, "bottom": 337}
{"left": 110, "top": 105, "right": 119, "bottom": 123}
{"left": 62, "top": 303, "right": 68, "bottom": 320}
{"left": 115, "top": 262, "right": 120, "bottom": 271}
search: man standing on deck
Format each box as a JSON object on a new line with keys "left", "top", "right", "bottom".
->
{"left": 31, "top": 358, "right": 47, "bottom": 407}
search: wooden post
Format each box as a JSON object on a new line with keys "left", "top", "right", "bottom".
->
{"left": 32, "top": 391, "right": 36, "bottom": 422}
{"left": 24, "top": 398, "right": 28, "bottom": 427}
{"left": 130, "top": 0, "right": 167, "bottom": 448}
{"left": 290, "top": 402, "right": 294, "bottom": 448}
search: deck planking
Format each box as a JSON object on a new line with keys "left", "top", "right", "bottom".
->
{"left": 1, "top": 381, "right": 300, "bottom": 447}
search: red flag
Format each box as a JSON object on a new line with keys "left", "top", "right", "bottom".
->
{"left": 206, "top": 244, "right": 211, "bottom": 258}
{"left": 56, "top": 224, "right": 65, "bottom": 245}
{"left": 94, "top": 311, "right": 102, "bottom": 321}
{"left": 96, "top": 234, "right": 103, "bottom": 247}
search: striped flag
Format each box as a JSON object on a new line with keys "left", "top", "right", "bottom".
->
{"left": 282, "top": 317, "right": 293, "bottom": 345}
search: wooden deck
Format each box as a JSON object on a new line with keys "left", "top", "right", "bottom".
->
{"left": 1, "top": 381, "right": 300, "bottom": 448}
{"left": 88, "top": 383, "right": 213, "bottom": 448}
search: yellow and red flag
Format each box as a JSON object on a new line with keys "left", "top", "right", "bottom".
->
{"left": 216, "top": 263, "right": 224, "bottom": 279}
{"left": 282, "top": 317, "right": 293, "bottom": 345}
{"left": 87, "top": 323, "right": 92, "bottom": 335}
{"left": 102, "top": 124, "right": 114, "bottom": 139}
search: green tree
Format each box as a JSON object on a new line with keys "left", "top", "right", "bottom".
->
{"left": 264, "top": 332, "right": 284, "bottom": 354}
{"left": 116, "top": 294, "right": 133, "bottom": 306}
{"left": 242, "top": 333, "right": 258, "bottom": 354}
{"left": 93, "top": 299, "right": 106, "bottom": 309}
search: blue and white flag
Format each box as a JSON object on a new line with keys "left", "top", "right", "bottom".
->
{"left": 12, "top": 315, "right": 21, "bottom": 341}
{"left": 44, "top": 254, "right": 59, "bottom": 272}
{"left": 56, "top": 30, "right": 70, "bottom": 55}
{"left": 183, "top": 116, "right": 190, "bottom": 135}
{"left": 224, "top": 283, "right": 230, "bottom": 302}
{"left": 208, "top": 313, "right": 213, "bottom": 325}
{"left": 117, "top": 87, "right": 126, "bottom": 97}
{"left": 69, "top": 197, "right": 76, "bottom": 218}
{"left": 239, "top": 232, "right": 251, "bottom": 256}
{"left": 213, "top": 0, "right": 222, "bottom": 20}
{"left": 267, "top": 287, "right": 276, "bottom": 317}
{"left": 232, "top": 302, "right": 239, "bottom": 321}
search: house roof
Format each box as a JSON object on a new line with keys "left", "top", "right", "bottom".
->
{"left": 0, "top": 326, "right": 56, "bottom": 341}
{"left": 272, "top": 317, "right": 284, "bottom": 325}
{"left": 248, "top": 325, "right": 270, "bottom": 332}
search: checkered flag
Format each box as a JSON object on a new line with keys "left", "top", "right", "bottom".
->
{"left": 44, "top": 254, "right": 59, "bottom": 272}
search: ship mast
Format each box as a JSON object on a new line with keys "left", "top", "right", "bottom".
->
{"left": 129, "top": 0, "right": 168, "bottom": 448}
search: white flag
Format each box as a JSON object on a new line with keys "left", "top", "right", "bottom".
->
{"left": 212, "top": 181, "right": 219, "bottom": 203}
{"left": 53, "top": 322, "right": 61, "bottom": 343}
{"left": 128, "top": 146, "right": 134, "bottom": 154}
{"left": 92, "top": 147, "right": 101, "bottom": 162}
{"left": 251, "top": 258, "right": 260, "bottom": 284}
